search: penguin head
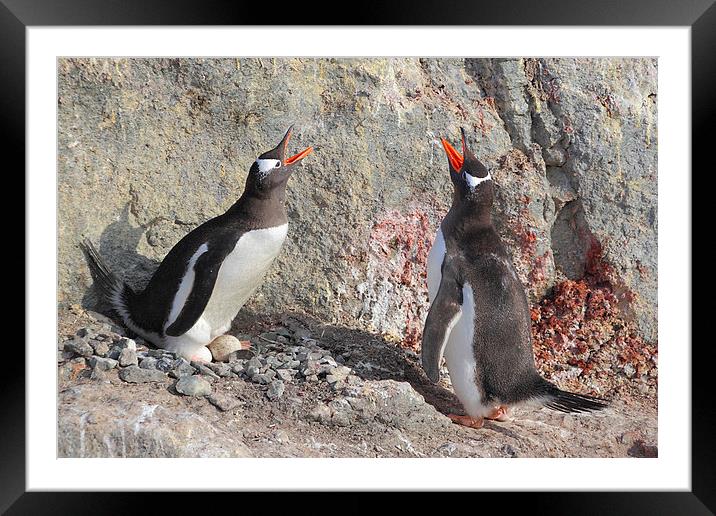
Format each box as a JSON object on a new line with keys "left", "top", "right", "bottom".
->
{"left": 441, "top": 128, "right": 494, "bottom": 205}
{"left": 248, "top": 125, "right": 313, "bottom": 192}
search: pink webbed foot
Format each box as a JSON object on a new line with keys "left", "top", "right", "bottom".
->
{"left": 448, "top": 413, "right": 485, "bottom": 429}
{"left": 485, "top": 405, "right": 511, "bottom": 422}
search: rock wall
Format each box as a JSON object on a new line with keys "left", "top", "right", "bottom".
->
{"left": 58, "top": 58, "right": 657, "bottom": 342}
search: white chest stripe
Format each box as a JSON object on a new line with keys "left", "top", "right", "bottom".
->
{"left": 165, "top": 243, "right": 209, "bottom": 330}
{"left": 256, "top": 159, "right": 281, "bottom": 175}
{"left": 465, "top": 172, "right": 491, "bottom": 189}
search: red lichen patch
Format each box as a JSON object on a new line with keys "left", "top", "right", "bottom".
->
{"left": 532, "top": 278, "right": 657, "bottom": 398}
{"left": 363, "top": 203, "right": 447, "bottom": 350}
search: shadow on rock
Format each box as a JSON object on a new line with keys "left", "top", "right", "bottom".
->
{"left": 81, "top": 203, "right": 159, "bottom": 314}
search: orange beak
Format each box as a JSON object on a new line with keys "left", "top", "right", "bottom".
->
{"left": 285, "top": 146, "right": 314, "bottom": 165}
{"left": 441, "top": 138, "right": 464, "bottom": 171}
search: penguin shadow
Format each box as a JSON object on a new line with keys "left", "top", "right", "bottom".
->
{"left": 81, "top": 204, "right": 160, "bottom": 314}
{"left": 232, "top": 311, "right": 465, "bottom": 418}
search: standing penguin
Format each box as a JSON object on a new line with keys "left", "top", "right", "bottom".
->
{"left": 81, "top": 126, "right": 313, "bottom": 363}
{"left": 422, "top": 128, "right": 607, "bottom": 428}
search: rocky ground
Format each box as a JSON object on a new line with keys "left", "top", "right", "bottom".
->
{"left": 57, "top": 306, "right": 657, "bottom": 458}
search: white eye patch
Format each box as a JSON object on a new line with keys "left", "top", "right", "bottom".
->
{"left": 256, "top": 159, "right": 281, "bottom": 175}
{"left": 464, "top": 171, "right": 491, "bottom": 189}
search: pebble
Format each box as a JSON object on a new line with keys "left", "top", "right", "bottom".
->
{"left": 58, "top": 357, "right": 88, "bottom": 381}
{"left": 64, "top": 338, "right": 94, "bottom": 357}
{"left": 139, "top": 357, "right": 158, "bottom": 370}
{"left": 500, "top": 444, "right": 517, "bottom": 457}
{"left": 118, "top": 365, "right": 167, "bottom": 383}
{"left": 155, "top": 357, "right": 176, "bottom": 373}
{"left": 169, "top": 359, "right": 196, "bottom": 379}
{"left": 231, "top": 360, "right": 246, "bottom": 374}
{"left": 326, "top": 366, "right": 352, "bottom": 384}
{"left": 205, "top": 362, "right": 234, "bottom": 378}
{"left": 118, "top": 348, "right": 138, "bottom": 367}
{"left": 276, "top": 369, "right": 293, "bottom": 382}
{"left": 175, "top": 376, "right": 212, "bottom": 397}
{"left": 89, "top": 356, "right": 118, "bottom": 371}
{"left": 89, "top": 339, "right": 110, "bottom": 357}
{"left": 191, "top": 362, "right": 220, "bottom": 380}
{"left": 266, "top": 380, "right": 285, "bottom": 400}
{"left": 90, "top": 368, "right": 108, "bottom": 382}
{"left": 245, "top": 357, "right": 262, "bottom": 377}
{"left": 438, "top": 443, "right": 458, "bottom": 457}
{"left": 115, "top": 337, "right": 137, "bottom": 351}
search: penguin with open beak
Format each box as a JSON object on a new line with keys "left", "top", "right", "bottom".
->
{"left": 81, "top": 126, "right": 313, "bottom": 362}
{"left": 423, "top": 128, "right": 607, "bottom": 428}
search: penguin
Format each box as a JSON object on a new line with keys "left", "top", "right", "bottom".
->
{"left": 80, "top": 126, "right": 313, "bottom": 363}
{"left": 422, "top": 128, "right": 607, "bottom": 429}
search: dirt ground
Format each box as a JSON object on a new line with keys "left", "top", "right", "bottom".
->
{"left": 57, "top": 306, "right": 658, "bottom": 458}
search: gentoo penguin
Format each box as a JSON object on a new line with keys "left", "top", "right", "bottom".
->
{"left": 81, "top": 126, "right": 313, "bottom": 363}
{"left": 422, "top": 128, "right": 607, "bottom": 428}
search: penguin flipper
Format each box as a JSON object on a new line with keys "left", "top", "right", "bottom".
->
{"left": 421, "top": 262, "right": 463, "bottom": 383}
{"left": 165, "top": 249, "right": 224, "bottom": 337}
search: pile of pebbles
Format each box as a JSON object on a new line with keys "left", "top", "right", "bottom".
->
{"left": 58, "top": 320, "right": 360, "bottom": 403}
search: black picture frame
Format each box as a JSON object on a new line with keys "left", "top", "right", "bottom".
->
{"left": 6, "top": 0, "right": 708, "bottom": 513}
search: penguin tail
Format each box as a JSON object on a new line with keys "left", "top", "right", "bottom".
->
{"left": 534, "top": 377, "right": 609, "bottom": 413}
{"left": 79, "top": 238, "right": 134, "bottom": 321}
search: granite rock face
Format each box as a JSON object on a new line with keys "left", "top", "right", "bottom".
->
{"left": 58, "top": 58, "right": 657, "bottom": 342}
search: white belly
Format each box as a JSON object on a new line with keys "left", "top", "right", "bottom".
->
{"left": 200, "top": 223, "right": 288, "bottom": 336}
{"left": 426, "top": 227, "right": 487, "bottom": 418}
{"left": 443, "top": 283, "right": 487, "bottom": 419}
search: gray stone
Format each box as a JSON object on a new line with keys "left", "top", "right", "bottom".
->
{"left": 276, "top": 369, "right": 293, "bottom": 382}
{"left": 266, "top": 380, "right": 285, "bottom": 400}
{"left": 155, "top": 357, "right": 176, "bottom": 373}
{"left": 89, "top": 356, "right": 118, "bottom": 371}
{"left": 175, "top": 376, "right": 212, "bottom": 397}
{"left": 326, "top": 366, "right": 351, "bottom": 384}
{"left": 64, "top": 338, "right": 94, "bottom": 357}
{"left": 139, "top": 357, "right": 157, "bottom": 370}
{"left": 169, "top": 359, "right": 196, "bottom": 379}
{"left": 118, "top": 348, "right": 138, "bottom": 367}
{"left": 230, "top": 360, "right": 246, "bottom": 374}
{"left": 115, "top": 337, "right": 137, "bottom": 351}
{"left": 90, "top": 367, "right": 108, "bottom": 382}
{"left": 205, "top": 362, "right": 233, "bottom": 378}
{"left": 301, "top": 360, "right": 320, "bottom": 377}
{"left": 192, "top": 362, "right": 220, "bottom": 379}
{"left": 58, "top": 357, "right": 88, "bottom": 382}
{"left": 438, "top": 443, "right": 458, "bottom": 457}
{"left": 118, "top": 365, "right": 167, "bottom": 383}
{"left": 89, "top": 339, "right": 110, "bottom": 357}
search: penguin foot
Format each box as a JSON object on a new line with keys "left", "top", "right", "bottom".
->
{"left": 447, "top": 414, "right": 485, "bottom": 429}
{"left": 485, "top": 405, "right": 511, "bottom": 422}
